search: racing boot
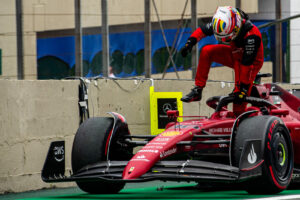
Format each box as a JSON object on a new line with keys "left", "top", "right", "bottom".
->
{"left": 181, "top": 86, "right": 203, "bottom": 103}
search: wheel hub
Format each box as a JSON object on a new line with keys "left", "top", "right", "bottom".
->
{"left": 272, "top": 132, "right": 289, "bottom": 179}
{"left": 277, "top": 143, "right": 286, "bottom": 167}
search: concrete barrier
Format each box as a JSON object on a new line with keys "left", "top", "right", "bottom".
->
{"left": 0, "top": 80, "right": 79, "bottom": 193}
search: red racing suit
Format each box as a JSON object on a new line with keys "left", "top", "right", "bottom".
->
{"left": 189, "top": 19, "right": 264, "bottom": 114}
{"left": 190, "top": 19, "right": 264, "bottom": 95}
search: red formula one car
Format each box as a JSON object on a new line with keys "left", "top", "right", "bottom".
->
{"left": 42, "top": 73, "right": 300, "bottom": 194}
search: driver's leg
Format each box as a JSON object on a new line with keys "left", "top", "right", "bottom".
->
{"left": 181, "top": 44, "right": 233, "bottom": 103}
{"left": 195, "top": 44, "right": 233, "bottom": 87}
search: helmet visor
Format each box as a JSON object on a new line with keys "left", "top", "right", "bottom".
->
{"left": 214, "top": 31, "right": 234, "bottom": 44}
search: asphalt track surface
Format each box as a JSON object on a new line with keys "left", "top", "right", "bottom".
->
{"left": 2, "top": 181, "right": 300, "bottom": 200}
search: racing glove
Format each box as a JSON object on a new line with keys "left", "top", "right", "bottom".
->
{"left": 181, "top": 37, "right": 197, "bottom": 57}
{"left": 231, "top": 91, "right": 246, "bottom": 104}
{"left": 231, "top": 83, "right": 250, "bottom": 104}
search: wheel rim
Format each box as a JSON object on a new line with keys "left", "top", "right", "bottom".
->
{"left": 271, "top": 131, "right": 289, "bottom": 181}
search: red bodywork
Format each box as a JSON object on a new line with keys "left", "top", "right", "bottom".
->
{"left": 122, "top": 83, "right": 300, "bottom": 180}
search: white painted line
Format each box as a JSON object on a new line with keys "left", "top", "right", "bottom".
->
{"left": 248, "top": 195, "right": 300, "bottom": 200}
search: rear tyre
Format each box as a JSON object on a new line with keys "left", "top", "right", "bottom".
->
{"left": 71, "top": 117, "right": 131, "bottom": 194}
{"left": 232, "top": 116, "right": 293, "bottom": 194}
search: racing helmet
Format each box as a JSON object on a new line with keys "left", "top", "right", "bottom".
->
{"left": 212, "top": 6, "right": 242, "bottom": 44}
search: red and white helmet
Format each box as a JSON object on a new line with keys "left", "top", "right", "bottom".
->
{"left": 212, "top": 6, "right": 242, "bottom": 44}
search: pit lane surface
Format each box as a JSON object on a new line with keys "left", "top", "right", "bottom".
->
{"left": 2, "top": 181, "right": 300, "bottom": 200}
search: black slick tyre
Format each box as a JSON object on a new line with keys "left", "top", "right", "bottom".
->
{"left": 71, "top": 117, "right": 128, "bottom": 194}
{"left": 232, "top": 115, "right": 293, "bottom": 194}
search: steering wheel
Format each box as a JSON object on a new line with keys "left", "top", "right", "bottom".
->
{"left": 207, "top": 95, "right": 276, "bottom": 112}
{"left": 206, "top": 96, "right": 226, "bottom": 111}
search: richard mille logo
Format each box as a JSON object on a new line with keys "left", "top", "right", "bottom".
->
{"left": 247, "top": 144, "right": 257, "bottom": 164}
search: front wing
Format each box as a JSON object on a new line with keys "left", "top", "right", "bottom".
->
{"left": 42, "top": 141, "right": 263, "bottom": 184}
{"left": 42, "top": 159, "right": 261, "bottom": 183}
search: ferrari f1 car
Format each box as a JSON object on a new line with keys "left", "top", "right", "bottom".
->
{"left": 42, "top": 73, "right": 300, "bottom": 194}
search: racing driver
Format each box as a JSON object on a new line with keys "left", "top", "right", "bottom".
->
{"left": 181, "top": 6, "right": 264, "bottom": 113}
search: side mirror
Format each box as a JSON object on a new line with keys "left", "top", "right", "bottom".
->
{"left": 167, "top": 110, "right": 179, "bottom": 121}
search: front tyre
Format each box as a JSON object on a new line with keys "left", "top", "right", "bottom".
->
{"left": 72, "top": 117, "right": 129, "bottom": 194}
{"left": 233, "top": 116, "right": 293, "bottom": 194}
{"left": 256, "top": 121, "right": 293, "bottom": 194}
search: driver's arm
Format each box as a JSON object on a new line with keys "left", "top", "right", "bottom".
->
{"left": 181, "top": 23, "right": 213, "bottom": 57}
{"left": 190, "top": 23, "right": 213, "bottom": 41}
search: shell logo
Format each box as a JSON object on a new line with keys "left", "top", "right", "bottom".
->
{"left": 161, "top": 131, "right": 181, "bottom": 137}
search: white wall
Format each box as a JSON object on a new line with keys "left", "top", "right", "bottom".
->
{"left": 290, "top": 0, "right": 300, "bottom": 83}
